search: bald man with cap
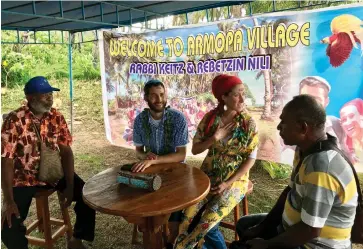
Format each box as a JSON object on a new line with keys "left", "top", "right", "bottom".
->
{"left": 1, "top": 76, "right": 95, "bottom": 249}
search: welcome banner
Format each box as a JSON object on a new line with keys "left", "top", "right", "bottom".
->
{"left": 99, "top": 4, "right": 363, "bottom": 170}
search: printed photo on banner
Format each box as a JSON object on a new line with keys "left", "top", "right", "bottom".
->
{"left": 99, "top": 4, "right": 363, "bottom": 171}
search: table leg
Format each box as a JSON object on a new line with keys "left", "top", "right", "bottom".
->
{"left": 124, "top": 214, "right": 170, "bottom": 249}
{"left": 143, "top": 224, "right": 163, "bottom": 249}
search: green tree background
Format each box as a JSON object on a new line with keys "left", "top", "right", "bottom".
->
{"left": 1, "top": 31, "right": 100, "bottom": 88}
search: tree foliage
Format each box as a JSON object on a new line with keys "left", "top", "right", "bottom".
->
{"left": 1, "top": 31, "right": 100, "bottom": 88}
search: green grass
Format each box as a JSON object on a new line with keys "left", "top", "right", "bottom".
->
{"left": 1, "top": 85, "right": 26, "bottom": 114}
{"left": 75, "top": 153, "right": 105, "bottom": 179}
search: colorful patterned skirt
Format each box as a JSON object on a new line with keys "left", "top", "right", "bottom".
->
{"left": 174, "top": 179, "right": 247, "bottom": 249}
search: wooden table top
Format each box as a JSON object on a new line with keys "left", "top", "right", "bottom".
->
{"left": 82, "top": 163, "right": 210, "bottom": 217}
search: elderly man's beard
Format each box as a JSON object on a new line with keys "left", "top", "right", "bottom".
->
{"left": 29, "top": 99, "right": 53, "bottom": 114}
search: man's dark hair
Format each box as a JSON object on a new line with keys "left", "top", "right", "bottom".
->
{"left": 285, "top": 94, "right": 326, "bottom": 130}
{"left": 144, "top": 79, "right": 165, "bottom": 96}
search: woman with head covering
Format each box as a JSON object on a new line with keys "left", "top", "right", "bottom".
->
{"left": 340, "top": 98, "right": 363, "bottom": 172}
{"left": 173, "top": 75, "right": 259, "bottom": 249}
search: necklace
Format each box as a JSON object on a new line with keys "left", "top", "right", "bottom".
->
{"left": 140, "top": 107, "right": 173, "bottom": 155}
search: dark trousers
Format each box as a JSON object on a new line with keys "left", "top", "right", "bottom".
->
{"left": 236, "top": 213, "right": 274, "bottom": 240}
{"left": 1, "top": 174, "right": 96, "bottom": 249}
{"left": 232, "top": 213, "right": 305, "bottom": 249}
{"left": 236, "top": 214, "right": 353, "bottom": 249}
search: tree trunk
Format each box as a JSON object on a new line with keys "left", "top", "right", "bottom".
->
{"left": 261, "top": 70, "right": 272, "bottom": 120}
{"left": 77, "top": 33, "right": 82, "bottom": 52}
{"left": 92, "top": 31, "right": 99, "bottom": 68}
{"left": 253, "top": 18, "right": 272, "bottom": 120}
{"left": 115, "top": 77, "right": 118, "bottom": 97}
{"left": 126, "top": 73, "right": 131, "bottom": 95}
{"left": 5, "top": 72, "right": 9, "bottom": 88}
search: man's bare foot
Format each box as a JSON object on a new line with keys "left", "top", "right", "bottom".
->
{"left": 67, "top": 236, "right": 87, "bottom": 249}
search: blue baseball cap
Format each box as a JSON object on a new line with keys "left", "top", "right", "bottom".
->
{"left": 24, "top": 76, "right": 60, "bottom": 95}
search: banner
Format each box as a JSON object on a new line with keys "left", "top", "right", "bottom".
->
{"left": 99, "top": 4, "right": 363, "bottom": 171}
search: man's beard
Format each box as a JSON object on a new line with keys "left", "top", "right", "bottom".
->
{"left": 29, "top": 99, "right": 52, "bottom": 114}
{"left": 148, "top": 101, "right": 167, "bottom": 113}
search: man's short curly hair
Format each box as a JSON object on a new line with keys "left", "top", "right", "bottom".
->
{"left": 285, "top": 94, "right": 326, "bottom": 130}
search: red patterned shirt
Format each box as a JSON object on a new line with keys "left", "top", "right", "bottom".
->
{"left": 1, "top": 105, "right": 72, "bottom": 187}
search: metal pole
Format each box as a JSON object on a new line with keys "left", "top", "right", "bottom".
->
{"left": 272, "top": 0, "right": 276, "bottom": 12}
{"left": 32, "top": 1, "right": 36, "bottom": 14}
{"left": 129, "top": 9, "right": 132, "bottom": 30}
{"left": 68, "top": 32, "right": 74, "bottom": 134}
{"left": 206, "top": 9, "right": 209, "bottom": 22}
{"left": 59, "top": 0, "right": 64, "bottom": 17}
{"left": 81, "top": 1, "right": 85, "bottom": 20}
{"left": 100, "top": 2, "right": 104, "bottom": 22}
{"left": 116, "top": 5, "right": 119, "bottom": 27}
{"left": 185, "top": 13, "right": 188, "bottom": 25}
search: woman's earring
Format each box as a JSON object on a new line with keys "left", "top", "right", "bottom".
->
{"left": 224, "top": 105, "right": 227, "bottom": 111}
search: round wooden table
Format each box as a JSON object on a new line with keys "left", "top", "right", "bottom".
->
{"left": 83, "top": 163, "right": 210, "bottom": 249}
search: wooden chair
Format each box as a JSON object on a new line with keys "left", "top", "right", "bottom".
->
{"left": 220, "top": 180, "right": 254, "bottom": 246}
{"left": 26, "top": 189, "right": 73, "bottom": 249}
